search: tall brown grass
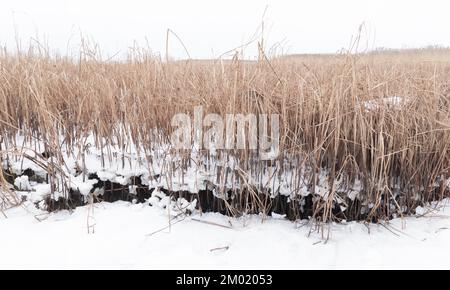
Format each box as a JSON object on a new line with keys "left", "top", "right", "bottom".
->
{"left": 0, "top": 44, "right": 449, "bottom": 222}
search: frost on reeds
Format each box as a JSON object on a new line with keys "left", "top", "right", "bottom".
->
{"left": 0, "top": 45, "right": 449, "bottom": 222}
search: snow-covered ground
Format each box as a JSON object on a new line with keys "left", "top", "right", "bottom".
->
{"left": 1, "top": 198, "right": 450, "bottom": 269}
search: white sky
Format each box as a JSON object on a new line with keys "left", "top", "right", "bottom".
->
{"left": 1, "top": 0, "right": 449, "bottom": 59}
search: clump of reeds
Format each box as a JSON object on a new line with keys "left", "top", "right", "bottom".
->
{"left": 0, "top": 42, "right": 449, "bottom": 222}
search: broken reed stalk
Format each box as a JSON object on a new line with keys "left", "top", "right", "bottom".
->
{"left": 0, "top": 44, "right": 450, "bottom": 222}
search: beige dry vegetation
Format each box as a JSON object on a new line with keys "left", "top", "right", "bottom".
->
{"left": 0, "top": 45, "right": 449, "bottom": 222}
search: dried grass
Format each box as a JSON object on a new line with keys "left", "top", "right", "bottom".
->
{"left": 1, "top": 43, "right": 449, "bottom": 222}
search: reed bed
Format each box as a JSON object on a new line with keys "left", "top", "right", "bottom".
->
{"left": 0, "top": 45, "right": 449, "bottom": 222}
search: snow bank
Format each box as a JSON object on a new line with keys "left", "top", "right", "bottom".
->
{"left": 1, "top": 199, "right": 450, "bottom": 269}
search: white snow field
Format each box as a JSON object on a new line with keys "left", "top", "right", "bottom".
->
{"left": 1, "top": 198, "right": 450, "bottom": 269}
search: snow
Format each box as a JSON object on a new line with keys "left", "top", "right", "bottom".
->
{"left": 69, "top": 175, "right": 98, "bottom": 196}
{"left": 14, "top": 176, "right": 31, "bottom": 191}
{"left": 3, "top": 130, "right": 440, "bottom": 219}
{"left": 2, "top": 129, "right": 450, "bottom": 269}
{"left": 1, "top": 132, "right": 364, "bottom": 206}
{"left": 28, "top": 183, "right": 52, "bottom": 203}
{"left": 362, "top": 96, "right": 408, "bottom": 111}
{"left": 1, "top": 198, "right": 450, "bottom": 269}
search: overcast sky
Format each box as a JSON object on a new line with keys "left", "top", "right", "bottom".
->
{"left": 1, "top": 0, "right": 449, "bottom": 59}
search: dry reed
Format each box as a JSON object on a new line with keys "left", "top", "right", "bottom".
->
{"left": 0, "top": 44, "right": 449, "bottom": 222}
